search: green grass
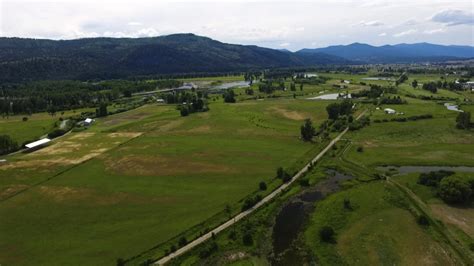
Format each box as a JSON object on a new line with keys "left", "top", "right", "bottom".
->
{"left": 0, "top": 98, "right": 332, "bottom": 265}
{"left": 304, "top": 181, "right": 460, "bottom": 265}
{"left": 0, "top": 108, "right": 94, "bottom": 145}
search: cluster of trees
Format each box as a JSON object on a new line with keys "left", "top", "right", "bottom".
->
{"left": 223, "top": 90, "right": 236, "bottom": 103}
{"left": 0, "top": 79, "right": 181, "bottom": 116}
{"left": 178, "top": 93, "right": 209, "bottom": 116}
{"left": 300, "top": 119, "right": 316, "bottom": 142}
{"left": 276, "top": 167, "right": 292, "bottom": 182}
{"left": 456, "top": 112, "right": 471, "bottom": 130}
{"left": 258, "top": 80, "right": 285, "bottom": 94}
{"left": 351, "top": 84, "right": 397, "bottom": 99}
{"left": 395, "top": 73, "right": 408, "bottom": 86}
{"left": 373, "top": 114, "right": 433, "bottom": 123}
{"left": 294, "top": 75, "right": 330, "bottom": 85}
{"left": 326, "top": 99, "right": 353, "bottom": 120}
{"left": 380, "top": 96, "right": 407, "bottom": 105}
{"left": 421, "top": 80, "right": 464, "bottom": 93}
{"left": 418, "top": 170, "right": 473, "bottom": 204}
{"left": 0, "top": 135, "right": 18, "bottom": 155}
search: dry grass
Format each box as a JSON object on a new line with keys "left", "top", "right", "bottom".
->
{"left": 105, "top": 155, "right": 236, "bottom": 176}
{"left": 268, "top": 106, "right": 307, "bottom": 121}
{"left": 430, "top": 203, "right": 474, "bottom": 237}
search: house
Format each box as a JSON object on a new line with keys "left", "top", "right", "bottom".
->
{"left": 463, "top": 81, "right": 474, "bottom": 90}
{"left": 343, "top": 80, "right": 351, "bottom": 84}
{"left": 384, "top": 108, "right": 396, "bottom": 114}
{"left": 25, "top": 138, "right": 51, "bottom": 151}
{"left": 84, "top": 118, "right": 93, "bottom": 126}
{"left": 156, "top": 98, "right": 165, "bottom": 104}
{"left": 175, "top": 82, "right": 198, "bottom": 91}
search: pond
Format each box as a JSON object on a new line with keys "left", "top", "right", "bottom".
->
{"left": 272, "top": 170, "right": 356, "bottom": 265}
{"left": 444, "top": 103, "right": 463, "bottom": 112}
{"left": 361, "top": 77, "right": 394, "bottom": 81}
{"left": 377, "top": 165, "right": 474, "bottom": 175}
{"left": 210, "top": 81, "right": 251, "bottom": 89}
{"left": 307, "top": 93, "right": 351, "bottom": 100}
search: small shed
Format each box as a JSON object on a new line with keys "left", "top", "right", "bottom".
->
{"left": 156, "top": 98, "right": 165, "bottom": 104}
{"left": 384, "top": 108, "right": 396, "bottom": 114}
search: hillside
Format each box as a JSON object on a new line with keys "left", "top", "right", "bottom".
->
{"left": 298, "top": 42, "right": 474, "bottom": 63}
{"left": 0, "top": 34, "right": 347, "bottom": 82}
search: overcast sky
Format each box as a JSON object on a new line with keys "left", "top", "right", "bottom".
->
{"left": 1, "top": 0, "right": 473, "bottom": 50}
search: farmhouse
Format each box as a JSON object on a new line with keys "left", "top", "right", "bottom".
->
{"left": 384, "top": 108, "right": 396, "bottom": 114}
{"left": 25, "top": 138, "right": 51, "bottom": 151}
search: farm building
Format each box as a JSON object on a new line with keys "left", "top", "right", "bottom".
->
{"left": 84, "top": 118, "right": 93, "bottom": 126}
{"left": 25, "top": 138, "right": 51, "bottom": 151}
{"left": 384, "top": 108, "right": 396, "bottom": 114}
{"left": 156, "top": 98, "right": 165, "bottom": 104}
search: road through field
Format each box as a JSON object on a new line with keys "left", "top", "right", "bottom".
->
{"left": 154, "top": 109, "right": 368, "bottom": 265}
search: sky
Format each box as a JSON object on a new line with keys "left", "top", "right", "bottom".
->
{"left": 0, "top": 0, "right": 473, "bottom": 51}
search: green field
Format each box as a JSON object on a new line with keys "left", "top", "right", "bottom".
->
{"left": 0, "top": 98, "right": 333, "bottom": 265}
{"left": 1, "top": 71, "right": 473, "bottom": 265}
{"left": 304, "top": 181, "right": 461, "bottom": 265}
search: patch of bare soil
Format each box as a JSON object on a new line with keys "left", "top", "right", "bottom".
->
{"left": 430, "top": 203, "right": 474, "bottom": 237}
{"left": 106, "top": 155, "right": 235, "bottom": 176}
{"left": 269, "top": 107, "right": 307, "bottom": 121}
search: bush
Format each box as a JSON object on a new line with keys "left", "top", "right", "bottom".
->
{"left": 259, "top": 181, "right": 267, "bottom": 191}
{"left": 22, "top": 117, "right": 28, "bottom": 122}
{"left": 178, "top": 236, "right": 187, "bottom": 247}
{"left": 438, "top": 175, "right": 472, "bottom": 204}
{"left": 418, "top": 170, "right": 454, "bottom": 187}
{"left": 343, "top": 198, "right": 352, "bottom": 210}
{"left": 0, "top": 135, "right": 19, "bottom": 155}
{"left": 241, "top": 195, "right": 263, "bottom": 211}
{"left": 47, "top": 129, "right": 67, "bottom": 139}
{"left": 199, "top": 241, "right": 218, "bottom": 258}
{"left": 356, "top": 146, "right": 364, "bottom": 152}
{"left": 319, "top": 226, "right": 335, "bottom": 243}
{"left": 299, "top": 178, "right": 310, "bottom": 187}
{"left": 417, "top": 215, "right": 430, "bottom": 226}
{"left": 242, "top": 233, "right": 253, "bottom": 246}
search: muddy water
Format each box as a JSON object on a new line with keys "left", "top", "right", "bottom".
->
{"left": 271, "top": 170, "right": 355, "bottom": 265}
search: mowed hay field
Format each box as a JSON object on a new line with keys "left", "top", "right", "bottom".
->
{"left": 343, "top": 99, "right": 474, "bottom": 167}
{"left": 304, "top": 181, "right": 462, "bottom": 265}
{"left": 0, "top": 98, "right": 330, "bottom": 265}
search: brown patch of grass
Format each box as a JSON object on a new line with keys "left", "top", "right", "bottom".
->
{"left": 106, "top": 155, "right": 235, "bottom": 176}
{"left": 188, "top": 125, "right": 211, "bottom": 133}
{"left": 430, "top": 203, "right": 474, "bottom": 237}
{"left": 269, "top": 106, "right": 307, "bottom": 121}
{"left": 37, "top": 185, "right": 177, "bottom": 205}
{"left": 26, "top": 141, "right": 82, "bottom": 156}
{"left": 156, "top": 120, "right": 184, "bottom": 132}
{"left": 0, "top": 184, "right": 30, "bottom": 200}
{"left": 107, "top": 132, "right": 142, "bottom": 138}
{"left": 68, "top": 132, "right": 96, "bottom": 140}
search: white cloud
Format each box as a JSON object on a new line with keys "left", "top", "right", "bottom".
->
{"left": 431, "top": 9, "right": 474, "bottom": 26}
{"left": 378, "top": 32, "right": 387, "bottom": 36}
{"left": 279, "top": 42, "right": 290, "bottom": 47}
{"left": 393, "top": 29, "right": 417, "bottom": 37}
{"left": 423, "top": 28, "right": 446, "bottom": 35}
{"left": 358, "top": 20, "right": 384, "bottom": 27}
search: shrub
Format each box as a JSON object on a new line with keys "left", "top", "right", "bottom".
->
{"left": 199, "top": 242, "right": 218, "bottom": 258}
{"left": 418, "top": 170, "right": 454, "bottom": 187}
{"left": 47, "top": 129, "right": 67, "bottom": 139}
{"left": 343, "top": 198, "right": 352, "bottom": 210}
{"left": 22, "top": 117, "right": 28, "bottom": 122}
{"left": 178, "top": 236, "right": 187, "bottom": 247}
{"left": 299, "top": 178, "right": 310, "bottom": 187}
{"left": 319, "top": 226, "right": 335, "bottom": 243}
{"left": 417, "top": 215, "right": 430, "bottom": 226}
{"left": 439, "top": 176, "right": 472, "bottom": 204}
{"left": 259, "top": 181, "right": 267, "bottom": 191}
{"left": 242, "top": 233, "right": 253, "bottom": 246}
{"left": 356, "top": 146, "right": 364, "bottom": 152}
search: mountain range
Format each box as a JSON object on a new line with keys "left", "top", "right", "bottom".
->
{"left": 0, "top": 33, "right": 473, "bottom": 82}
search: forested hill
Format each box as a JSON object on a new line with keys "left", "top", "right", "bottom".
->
{"left": 0, "top": 34, "right": 348, "bottom": 82}
{"left": 298, "top": 42, "right": 474, "bottom": 63}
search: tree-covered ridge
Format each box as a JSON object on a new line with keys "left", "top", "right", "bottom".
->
{"left": 0, "top": 34, "right": 348, "bottom": 82}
